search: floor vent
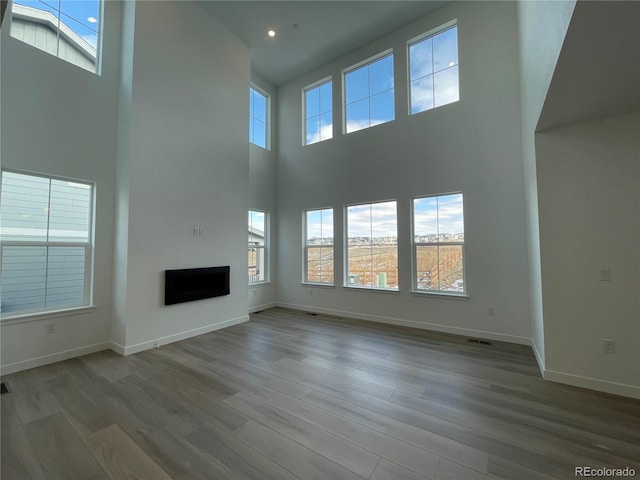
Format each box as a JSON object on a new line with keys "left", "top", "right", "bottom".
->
{"left": 467, "top": 338, "right": 492, "bottom": 346}
{"left": 1, "top": 383, "right": 8, "bottom": 394}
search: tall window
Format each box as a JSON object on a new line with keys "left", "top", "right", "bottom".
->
{"left": 304, "top": 79, "right": 333, "bottom": 145}
{"left": 346, "top": 200, "right": 398, "bottom": 290}
{"left": 344, "top": 52, "right": 395, "bottom": 134}
{"left": 408, "top": 24, "right": 459, "bottom": 114}
{"left": 10, "top": 0, "right": 102, "bottom": 74}
{"left": 0, "top": 171, "right": 94, "bottom": 316}
{"left": 248, "top": 210, "right": 268, "bottom": 284}
{"left": 413, "top": 193, "right": 465, "bottom": 294}
{"left": 304, "top": 208, "right": 334, "bottom": 284}
{"left": 249, "top": 87, "right": 268, "bottom": 149}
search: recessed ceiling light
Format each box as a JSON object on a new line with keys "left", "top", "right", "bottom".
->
{"left": 87, "top": 16, "right": 97, "bottom": 23}
{"left": 268, "top": 29, "right": 276, "bottom": 38}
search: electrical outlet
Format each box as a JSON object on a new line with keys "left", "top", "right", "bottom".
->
{"left": 598, "top": 268, "right": 611, "bottom": 281}
{"left": 488, "top": 306, "right": 496, "bottom": 316}
{"left": 45, "top": 323, "right": 56, "bottom": 334}
{"left": 602, "top": 339, "right": 615, "bottom": 354}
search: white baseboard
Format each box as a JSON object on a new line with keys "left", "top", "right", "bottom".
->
{"left": 276, "top": 302, "right": 531, "bottom": 345}
{"left": 0, "top": 342, "right": 110, "bottom": 376}
{"left": 1, "top": 315, "right": 250, "bottom": 374}
{"left": 543, "top": 369, "right": 640, "bottom": 400}
{"left": 249, "top": 302, "right": 277, "bottom": 314}
{"left": 530, "top": 338, "right": 545, "bottom": 372}
{"left": 115, "top": 314, "right": 250, "bottom": 356}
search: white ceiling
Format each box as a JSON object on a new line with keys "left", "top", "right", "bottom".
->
{"left": 538, "top": 1, "right": 640, "bottom": 130}
{"left": 199, "top": 1, "right": 446, "bottom": 86}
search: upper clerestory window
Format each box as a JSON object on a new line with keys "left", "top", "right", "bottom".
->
{"left": 344, "top": 51, "right": 395, "bottom": 134}
{"left": 304, "top": 79, "right": 333, "bottom": 145}
{"left": 10, "top": 0, "right": 103, "bottom": 74}
{"left": 249, "top": 86, "right": 269, "bottom": 149}
{"left": 408, "top": 23, "right": 459, "bottom": 114}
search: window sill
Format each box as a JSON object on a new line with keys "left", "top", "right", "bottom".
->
{"left": 0, "top": 305, "right": 97, "bottom": 326}
{"left": 343, "top": 286, "right": 400, "bottom": 294}
{"left": 249, "top": 281, "right": 271, "bottom": 288}
{"left": 301, "top": 282, "right": 335, "bottom": 288}
{"left": 410, "top": 290, "right": 469, "bottom": 300}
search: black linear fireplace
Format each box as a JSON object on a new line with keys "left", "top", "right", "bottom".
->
{"left": 164, "top": 266, "right": 230, "bottom": 305}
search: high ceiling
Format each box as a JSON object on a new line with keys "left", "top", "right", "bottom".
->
{"left": 199, "top": 1, "right": 447, "bottom": 86}
{"left": 538, "top": 0, "right": 640, "bottom": 130}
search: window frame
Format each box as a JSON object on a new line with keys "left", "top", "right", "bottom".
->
{"left": 0, "top": 169, "right": 95, "bottom": 319}
{"left": 303, "top": 77, "right": 333, "bottom": 146}
{"left": 248, "top": 209, "right": 269, "bottom": 285}
{"left": 407, "top": 20, "right": 459, "bottom": 116}
{"left": 10, "top": 0, "right": 104, "bottom": 75}
{"left": 303, "top": 207, "right": 335, "bottom": 285}
{"left": 411, "top": 192, "right": 466, "bottom": 297}
{"left": 344, "top": 199, "right": 399, "bottom": 291}
{"left": 342, "top": 49, "right": 395, "bottom": 135}
{"left": 249, "top": 85, "right": 270, "bottom": 150}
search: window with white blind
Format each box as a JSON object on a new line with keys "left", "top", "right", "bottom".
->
{"left": 0, "top": 171, "right": 94, "bottom": 317}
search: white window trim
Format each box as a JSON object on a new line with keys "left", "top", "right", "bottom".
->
{"left": 342, "top": 48, "right": 394, "bottom": 135}
{"left": 343, "top": 199, "right": 399, "bottom": 291}
{"left": 10, "top": 1, "right": 104, "bottom": 75}
{"left": 248, "top": 209, "right": 269, "bottom": 285}
{"left": 406, "top": 19, "right": 459, "bottom": 116}
{"left": 410, "top": 192, "right": 467, "bottom": 297}
{"left": 250, "top": 84, "right": 271, "bottom": 150}
{"left": 406, "top": 19, "right": 458, "bottom": 50}
{"left": 0, "top": 169, "right": 95, "bottom": 320}
{"left": 303, "top": 207, "right": 335, "bottom": 285}
{"left": 302, "top": 76, "right": 333, "bottom": 146}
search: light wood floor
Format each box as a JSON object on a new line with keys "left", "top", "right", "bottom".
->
{"left": 2, "top": 307, "right": 639, "bottom": 480}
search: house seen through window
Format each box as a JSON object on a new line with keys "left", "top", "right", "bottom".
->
{"left": 10, "top": 0, "right": 102, "bottom": 74}
{"left": 0, "top": 170, "right": 94, "bottom": 316}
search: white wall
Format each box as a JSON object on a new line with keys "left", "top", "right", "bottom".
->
{"left": 276, "top": 2, "right": 531, "bottom": 343}
{"left": 517, "top": 0, "right": 576, "bottom": 368}
{"left": 113, "top": 1, "right": 250, "bottom": 354}
{"left": 249, "top": 71, "right": 278, "bottom": 312}
{"left": 536, "top": 112, "right": 640, "bottom": 398}
{"left": 0, "top": 1, "right": 122, "bottom": 373}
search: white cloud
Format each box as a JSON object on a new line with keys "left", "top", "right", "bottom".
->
{"left": 347, "top": 202, "right": 397, "bottom": 238}
{"left": 307, "top": 122, "right": 333, "bottom": 145}
{"left": 307, "top": 209, "right": 333, "bottom": 239}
